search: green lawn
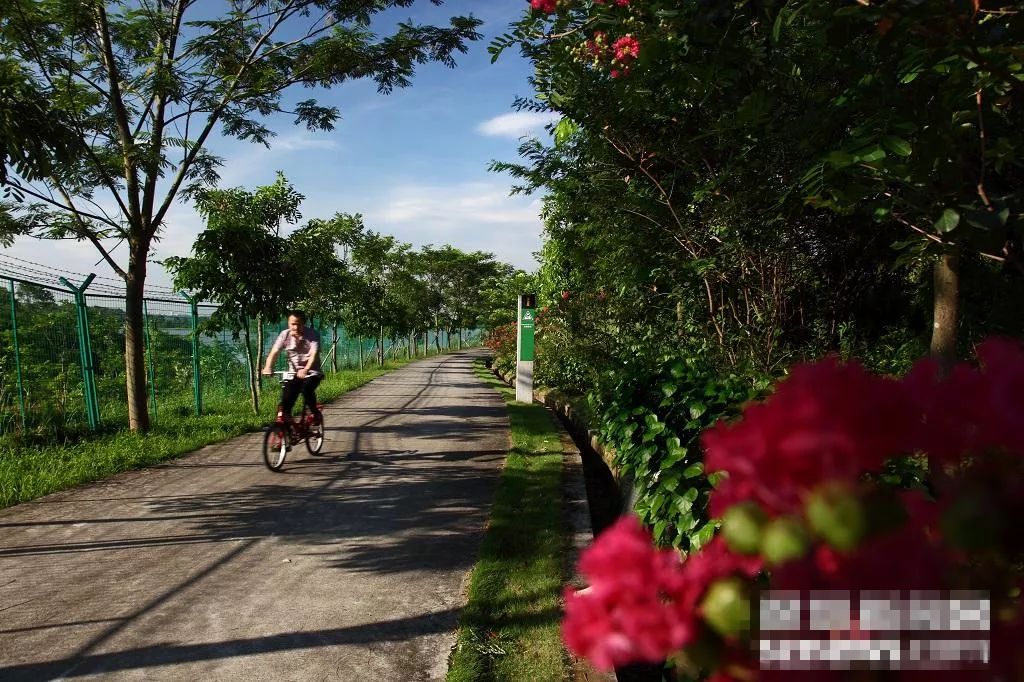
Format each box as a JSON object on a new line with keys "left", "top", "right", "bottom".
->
{"left": 447, "top": 361, "right": 570, "bottom": 682}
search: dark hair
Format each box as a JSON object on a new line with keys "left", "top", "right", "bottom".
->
{"left": 288, "top": 310, "right": 307, "bottom": 324}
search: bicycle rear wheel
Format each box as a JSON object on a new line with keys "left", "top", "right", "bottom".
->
{"left": 263, "top": 424, "right": 289, "bottom": 471}
{"left": 306, "top": 414, "right": 324, "bottom": 455}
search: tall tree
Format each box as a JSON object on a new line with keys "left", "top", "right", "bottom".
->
{"left": 164, "top": 173, "right": 303, "bottom": 414}
{"left": 0, "top": 0, "right": 481, "bottom": 430}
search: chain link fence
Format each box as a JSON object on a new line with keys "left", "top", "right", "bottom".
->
{"left": 0, "top": 276, "right": 480, "bottom": 436}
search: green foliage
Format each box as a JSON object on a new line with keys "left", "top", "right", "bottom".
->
{"left": 0, "top": 0, "right": 484, "bottom": 429}
{"left": 596, "top": 355, "right": 768, "bottom": 552}
{"left": 448, "top": 361, "right": 569, "bottom": 682}
{"left": 165, "top": 173, "right": 304, "bottom": 331}
{"left": 490, "top": 0, "right": 1024, "bottom": 542}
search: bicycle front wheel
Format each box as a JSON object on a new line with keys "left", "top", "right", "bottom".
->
{"left": 306, "top": 415, "right": 324, "bottom": 455}
{"left": 263, "top": 425, "right": 289, "bottom": 471}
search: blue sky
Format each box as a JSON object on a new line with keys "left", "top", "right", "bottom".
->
{"left": 4, "top": 1, "right": 554, "bottom": 293}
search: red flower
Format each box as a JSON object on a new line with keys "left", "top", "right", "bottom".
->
{"left": 612, "top": 34, "right": 640, "bottom": 61}
{"left": 530, "top": 0, "right": 557, "bottom": 13}
{"left": 903, "top": 337, "right": 1024, "bottom": 463}
{"left": 772, "top": 494, "right": 947, "bottom": 591}
{"left": 563, "top": 517, "right": 761, "bottom": 670}
{"left": 703, "top": 357, "right": 916, "bottom": 517}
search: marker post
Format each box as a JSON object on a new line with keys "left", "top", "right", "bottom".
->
{"left": 516, "top": 293, "right": 536, "bottom": 402}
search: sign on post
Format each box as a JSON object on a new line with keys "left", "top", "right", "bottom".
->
{"left": 516, "top": 293, "right": 536, "bottom": 402}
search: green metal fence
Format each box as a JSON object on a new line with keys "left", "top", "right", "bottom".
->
{"left": 0, "top": 275, "right": 480, "bottom": 436}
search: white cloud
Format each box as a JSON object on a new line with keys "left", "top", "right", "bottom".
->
{"left": 303, "top": 180, "right": 544, "bottom": 271}
{"left": 4, "top": 179, "right": 544, "bottom": 298}
{"left": 212, "top": 130, "right": 342, "bottom": 186}
{"left": 273, "top": 134, "right": 339, "bottom": 152}
{"left": 476, "top": 112, "right": 561, "bottom": 139}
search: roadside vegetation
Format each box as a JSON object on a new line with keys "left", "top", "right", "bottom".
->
{"left": 447, "top": 360, "right": 568, "bottom": 682}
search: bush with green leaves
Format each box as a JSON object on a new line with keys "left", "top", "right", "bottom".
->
{"left": 594, "top": 353, "right": 769, "bottom": 552}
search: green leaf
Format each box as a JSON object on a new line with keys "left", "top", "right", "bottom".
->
{"left": 935, "top": 208, "right": 960, "bottom": 233}
{"left": 854, "top": 145, "right": 887, "bottom": 164}
{"left": 683, "top": 462, "right": 704, "bottom": 478}
{"left": 963, "top": 206, "right": 1010, "bottom": 231}
{"left": 553, "top": 118, "right": 577, "bottom": 147}
{"left": 825, "top": 150, "right": 855, "bottom": 169}
{"left": 882, "top": 136, "right": 912, "bottom": 157}
{"left": 690, "top": 521, "right": 718, "bottom": 551}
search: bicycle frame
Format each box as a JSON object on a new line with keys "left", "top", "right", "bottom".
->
{"left": 262, "top": 370, "right": 325, "bottom": 471}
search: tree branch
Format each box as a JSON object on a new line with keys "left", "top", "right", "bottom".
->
{"left": 94, "top": 3, "right": 143, "bottom": 227}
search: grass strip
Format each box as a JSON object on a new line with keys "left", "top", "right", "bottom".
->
{"left": 447, "top": 360, "right": 569, "bottom": 682}
{"left": 0, "top": 351, "right": 453, "bottom": 509}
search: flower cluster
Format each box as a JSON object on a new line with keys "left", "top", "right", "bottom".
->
{"left": 610, "top": 34, "right": 640, "bottom": 77}
{"left": 563, "top": 516, "right": 760, "bottom": 670}
{"left": 703, "top": 338, "right": 1024, "bottom": 518}
{"left": 573, "top": 31, "right": 641, "bottom": 77}
{"left": 564, "top": 338, "right": 1024, "bottom": 679}
{"left": 532, "top": 0, "right": 629, "bottom": 10}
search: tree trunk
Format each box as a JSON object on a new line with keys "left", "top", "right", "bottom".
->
{"left": 124, "top": 263, "right": 150, "bottom": 432}
{"left": 930, "top": 250, "right": 960, "bottom": 375}
{"left": 332, "top": 322, "right": 339, "bottom": 372}
{"left": 358, "top": 337, "right": 364, "bottom": 371}
{"left": 256, "top": 314, "right": 264, "bottom": 397}
{"left": 242, "top": 321, "right": 259, "bottom": 415}
{"left": 379, "top": 325, "right": 385, "bottom": 366}
{"left": 458, "top": 328, "right": 463, "bottom": 350}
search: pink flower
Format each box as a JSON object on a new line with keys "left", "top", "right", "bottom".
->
{"left": 564, "top": 516, "right": 695, "bottom": 668}
{"left": 772, "top": 493, "right": 947, "bottom": 590}
{"left": 530, "top": 0, "right": 557, "bottom": 13}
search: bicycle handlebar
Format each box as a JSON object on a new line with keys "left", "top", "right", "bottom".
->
{"left": 266, "top": 369, "right": 321, "bottom": 381}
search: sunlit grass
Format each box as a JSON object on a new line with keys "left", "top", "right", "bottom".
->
{"left": 447, "top": 361, "right": 569, "bottom": 682}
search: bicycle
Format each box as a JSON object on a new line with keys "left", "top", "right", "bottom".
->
{"left": 262, "top": 370, "right": 325, "bottom": 471}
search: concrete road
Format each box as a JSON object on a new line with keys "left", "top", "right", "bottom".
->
{"left": 0, "top": 350, "right": 508, "bottom": 681}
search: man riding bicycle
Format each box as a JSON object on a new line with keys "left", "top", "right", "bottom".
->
{"left": 262, "top": 310, "right": 323, "bottom": 425}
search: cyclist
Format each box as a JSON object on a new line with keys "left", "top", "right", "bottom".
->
{"left": 262, "top": 310, "right": 323, "bottom": 425}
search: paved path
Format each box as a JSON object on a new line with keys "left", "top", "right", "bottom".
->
{"left": 0, "top": 350, "right": 508, "bottom": 681}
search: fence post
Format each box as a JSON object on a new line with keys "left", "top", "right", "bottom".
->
{"left": 142, "top": 299, "right": 157, "bottom": 422}
{"left": 180, "top": 293, "right": 202, "bottom": 416}
{"left": 58, "top": 274, "right": 99, "bottom": 430}
{"left": 7, "top": 279, "right": 26, "bottom": 429}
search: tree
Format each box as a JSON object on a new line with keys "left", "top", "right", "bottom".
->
{"left": 0, "top": 0, "right": 482, "bottom": 431}
{"left": 287, "top": 213, "right": 354, "bottom": 370}
{"left": 164, "top": 173, "right": 303, "bottom": 414}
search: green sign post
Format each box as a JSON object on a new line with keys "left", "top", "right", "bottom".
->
{"left": 516, "top": 294, "right": 536, "bottom": 402}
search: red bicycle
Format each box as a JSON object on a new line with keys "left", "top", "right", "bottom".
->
{"left": 262, "top": 370, "right": 325, "bottom": 471}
